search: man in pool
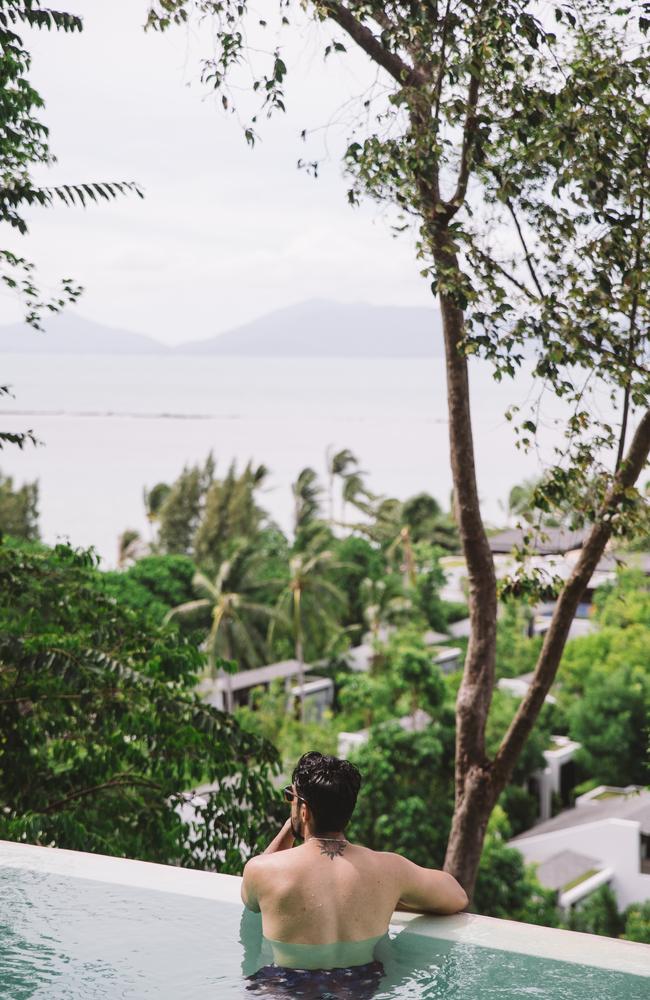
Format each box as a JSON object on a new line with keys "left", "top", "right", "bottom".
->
{"left": 242, "top": 751, "right": 468, "bottom": 997}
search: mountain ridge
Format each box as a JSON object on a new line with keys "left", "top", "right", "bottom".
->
{"left": 0, "top": 299, "right": 444, "bottom": 358}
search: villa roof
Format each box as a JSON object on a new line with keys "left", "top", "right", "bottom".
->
{"left": 536, "top": 850, "right": 601, "bottom": 892}
{"left": 200, "top": 659, "right": 313, "bottom": 694}
{"left": 513, "top": 789, "right": 650, "bottom": 841}
{"left": 423, "top": 629, "right": 451, "bottom": 646}
{"left": 345, "top": 641, "right": 459, "bottom": 672}
{"left": 488, "top": 527, "right": 588, "bottom": 555}
{"left": 449, "top": 617, "right": 472, "bottom": 639}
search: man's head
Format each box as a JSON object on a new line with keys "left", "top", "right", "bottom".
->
{"left": 288, "top": 751, "right": 361, "bottom": 839}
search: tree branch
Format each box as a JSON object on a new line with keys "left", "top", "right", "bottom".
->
{"left": 321, "top": 3, "right": 427, "bottom": 86}
{"left": 432, "top": 0, "right": 453, "bottom": 129}
{"left": 615, "top": 175, "right": 645, "bottom": 471}
{"left": 42, "top": 774, "right": 164, "bottom": 814}
{"left": 506, "top": 196, "right": 545, "bottom": 298}
{"left": 493, "top": 406, "right": 650, "bottom": 786}
{"left": 448, "top": 69, "right": 481, "bottom": 211}
{"left": 471, "top": 249, "right": 649, "bottom": 376}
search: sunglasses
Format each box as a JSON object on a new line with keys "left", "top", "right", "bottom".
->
{"left": 283, "top": 785, "right": 307, "bottom": 805}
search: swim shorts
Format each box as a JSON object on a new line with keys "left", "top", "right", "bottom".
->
{"left": 245, "top": 959, "right": 385, "bottom": 999}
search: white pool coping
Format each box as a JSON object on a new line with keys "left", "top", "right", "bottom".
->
{"left": 2, "top": 840, "right": 649, "bottom": 978}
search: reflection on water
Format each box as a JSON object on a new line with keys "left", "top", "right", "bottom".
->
{"left": 0, "top": 867, "right": 647, "bottom": 999}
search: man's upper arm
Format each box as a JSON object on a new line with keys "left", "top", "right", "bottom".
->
{"left": 392, "top": 854, "right": 468, "bottom": 914}
{"left": 241, "top": 857, "right": 261, "bottom": 912}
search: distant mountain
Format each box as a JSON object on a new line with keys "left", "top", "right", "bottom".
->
{"left": 175, "top": 300, "right": 444, "bottom": 357}
{"left": 0, "top": 313, "right": 168, "bottom": 355}
{"left": 0, "top": 300, "right": 444, "bottom": 357}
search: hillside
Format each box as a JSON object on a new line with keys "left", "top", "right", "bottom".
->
{"left": 0, "top": 300, "right": 444, "bottom": 357}
{"left": 176, "top": 300, "right": 444, "bottom": 357}
{"left": 0, "top": 313, "right": 166, "bottom": 355}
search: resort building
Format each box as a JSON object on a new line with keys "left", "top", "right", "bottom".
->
{"left": 345, "top": 639, "right": 462, "bottom": 676}
{"left": 199, "top": 659, "right": 334, "bottom": 719}
{"left": 529, "top": 736, "right": 582, "bottom": 823}
{"left": 511, "top": 787, "right": 650, "bottom": 912}
{"left": 337, "top": 709, "right": 431, "bottom": 759}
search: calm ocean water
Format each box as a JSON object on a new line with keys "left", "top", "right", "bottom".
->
{"left": 0, "top": 353, "right": 600, "bottom": 566}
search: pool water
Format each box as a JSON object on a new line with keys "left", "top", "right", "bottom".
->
{"left": 1, "top": 868, "right": 647, "bottom": 999}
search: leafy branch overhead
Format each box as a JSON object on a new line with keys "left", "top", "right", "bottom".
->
{"left": 0, "top": 2, "right": 144, "bottom": 451}
{"left": 0, "top": 2, "right": 143, "bottom": 326}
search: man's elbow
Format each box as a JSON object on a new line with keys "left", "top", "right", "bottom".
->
{"left": 441, "top": 872, "right": 468, "bottom": 913}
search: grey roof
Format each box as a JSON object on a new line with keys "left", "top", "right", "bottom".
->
{"left": 489, "top": 527, "right": 588, "bottom": 555}
{"left": 423, "top": 629, "right": 451, "bottom": 646}
{"left": 345, "top": 642, "right": 459, "bottom": 673}
{"left": 449, "top": 617, "right": 472, "bottom": 639}
{"left": 511, "top": 671, "right": 535, "bottom": 684}
{"left": 200, "top": 659, "right": 313, "bottom": 694}
{"left": 514, "top": 789, "right": 650, "bottom": 841}
{"left": 536, "top": 850, "right": 601, "bottom": 892}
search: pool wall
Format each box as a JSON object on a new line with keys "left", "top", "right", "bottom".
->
{"left": 2, "top": 839, "right": 648, "bottom": 978}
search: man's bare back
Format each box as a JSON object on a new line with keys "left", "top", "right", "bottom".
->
{"left": 241, "top": 753, "right": 467, "bottom": 971}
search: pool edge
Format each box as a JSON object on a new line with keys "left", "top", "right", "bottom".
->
{"left": 2, "top": 839, "right": 649, "bottom": 978}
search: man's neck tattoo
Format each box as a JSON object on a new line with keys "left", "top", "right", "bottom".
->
{"left": 311, "top": 837, "right": 347, "bottom": 860}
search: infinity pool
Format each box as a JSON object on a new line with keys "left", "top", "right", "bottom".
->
{"left": 1, "top": 844, "right": 648, "bottom": 999}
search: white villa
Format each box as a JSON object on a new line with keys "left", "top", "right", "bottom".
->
{"left": 512, "top": 786, "right": 650, "bottom": 912}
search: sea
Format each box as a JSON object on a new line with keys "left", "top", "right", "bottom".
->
{"left": 0, "top": 353, "right": 610, "bottom": 567}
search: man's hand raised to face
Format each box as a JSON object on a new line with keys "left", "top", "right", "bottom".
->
{"left": 263, "top": 818, "right": 296, "bottom": 855}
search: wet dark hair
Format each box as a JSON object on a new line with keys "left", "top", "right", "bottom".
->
{"left": 292, "top": 751, "right": 361, "bottom": 835}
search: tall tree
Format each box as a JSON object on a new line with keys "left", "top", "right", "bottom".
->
{"left": 148, "top": 1, "right": 650, "bottom": 896}
{"left": 157, "top": 454, "right": 215, "bottom": 556}
{"left": 292, "top": 467, "right": 324, "bottom": 536}
{"left": 326, "top": 446, "right": 358, "bottom": 523}
{"left": 144, "top": 481, "right": 172, "bottom": 538}
{"left": 0, "top": 470, "right": 38, "bottom": 539}
{"left": 166, "top": 543, "right": 280, "bottom": 707}
{"left": 194, "top": 460, "right": 268, "bottom": 570}
{"left": 271, "top": 546, "right": 346, "bottom": 720}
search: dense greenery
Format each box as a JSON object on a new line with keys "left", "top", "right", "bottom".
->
{"left": 559, "top": 572, "right": 650, "bottom": 787}
{"left": 0, "top": 470, "right": 38, "bottom": 539}
{"left": 0, "top": 539, "right": 280, "bottom": 870}
{"left": 474, "top": 808, "right": 559, "bottom": 927}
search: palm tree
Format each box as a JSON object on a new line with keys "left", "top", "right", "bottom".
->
{"left": 386, "top": 524, "right": 417, "bottom": 589}
{"left": 194, "top": 460, "right": 268, "bottom": 571}
{"left": 116, "top": 528, "right": 143, "bottom": 568}
{"left": 292, "top": 467, "right": 323, "bottom": 534}
{"left": 271, "top": 545, "right": 346, "bottom": 722}
{"left": 165, "top": 544, "right": 281, "bottom": 711}
{"left": 326, "top": 447, "right": 359, "bottom": 523}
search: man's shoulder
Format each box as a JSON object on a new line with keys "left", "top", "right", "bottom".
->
{"left": 350, "top": 844, "right": 408, "bottom": 870}
{"left": 244, "top": 848, "right": 296, "bottom": 879}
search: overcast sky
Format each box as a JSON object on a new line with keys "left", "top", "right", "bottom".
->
{"left": 1, "top": 1, "right": 435, "bottom": 345}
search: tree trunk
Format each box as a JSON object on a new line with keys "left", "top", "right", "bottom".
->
{"left": 431, "top": 235, "right": 499, "bottom": 899}
{"left": 436, "top": 259, "right": 650, "bottom": 898}
{"left": 443, "top": 765, "right": 499, "bottom": 893}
